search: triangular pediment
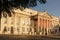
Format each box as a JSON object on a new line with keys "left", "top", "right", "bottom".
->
{"left": 43, "top": 11, "right": 52, "bottom": 19}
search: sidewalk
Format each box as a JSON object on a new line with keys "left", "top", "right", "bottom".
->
{"left": 0, "top": 34, "right": 60, "bottom": 38}
{"left": 40, "top": 34, "right": 60, "bottom": 38}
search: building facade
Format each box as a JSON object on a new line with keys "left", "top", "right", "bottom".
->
{"left": 0, "top": 8, "right": 59, "bottom": 35}
{"left": 31, "top": 11, "right": 53, "bottom": 35}
{"left": 0, "top": 9, "right": 31, "bottom": 35}
{"left": 51, "top": 16, "right": 59, "bottom": 34}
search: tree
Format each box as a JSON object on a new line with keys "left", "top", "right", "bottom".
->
{"left": 0, "top": 0, "right": 47, "bottom": 17}
{"left": 0, "top": 0, "right": 47, "bottom": 31}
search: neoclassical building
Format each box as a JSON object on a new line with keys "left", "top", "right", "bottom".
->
{"left": 0, "top": 9, "right": 31, "bottom": 35}
{"left": 0, "top": 8, "right": 38, "bottom": 35}
{"left": 0, "top": 8, "right": 59, "bottom": 35}
{"left": 51, "top": 16, "right": 59, "bottom": 34}
{"left": 31, "top": 11, "right": 53, "bottom": 35}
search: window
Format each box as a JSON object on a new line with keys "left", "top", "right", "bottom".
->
{"left": 4, "top": 19, "right": 7, "bottom": 24}
{"left": 27, "top": 28, "right": 29, "bottom": 31}
{"left": 22, "top": 20, "right": 25, "bottom": 25}
{"left": 27, "top": 23, "right": 29, "bottom": 26}
{"left": 22, "top": 27, "right": 25, "bottom": 32}
{"left": 17, "top": 17, "right": 20, "bottom": 25}
{"left": 34, "top": 23, "right": 36, "bottom": 26}
{"left": 34, "top": 28, "right": 36, "bottom": 32}
{"left": 30, "top": 28, "right": 32, "bottom": 32}
{"left": 11, "top": 18, "right": 14, "bottom": 24}
{"left": 17, "top": 27, "right": 20, "bottom": 32}
{"left": 26, "top": 20, "right": 29, "bottom": 26}
{"left": 4, "top": 13, "right": 7, "bottom": 24}
{"left": 3, "top": 26, "right": 7, "bottom": 33}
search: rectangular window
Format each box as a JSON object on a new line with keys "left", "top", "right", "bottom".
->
{"left": 30, "top": 28, "right": 32, "bottom": 32}
{"left": 11, "top": 18, "right": 14, "bottom": 24}
{"left": 27, "top": 28, "right": 28, "bottom": 31}
{"left": 17, "top": 27, "right": 20, "bottom": 32}
{"left": 22, "top": 27, "right": 25, "bottom": 32}
{"left": 4, "top": 18, "right": 7, "bottom": 24}
{"left": 34, "top": 23, "right": 36, "bottom": 26}
{"left": 34, "top": 28, "right": 36, "bottom": 32}
{"left": 27, "top": 20, "right": 29, "bottom": 26}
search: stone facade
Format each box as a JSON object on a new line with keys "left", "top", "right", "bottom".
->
{"left": 0, "top": 8, "right": 59, "bottom": 35}
{"left": 31, "top": 11, "right": 53, "bottom": 35}
{"left": 0, "top": 9, "right": 31, "bottom": 35}
{"left": 51, "top": 16, "right": 59, "bottom": 34}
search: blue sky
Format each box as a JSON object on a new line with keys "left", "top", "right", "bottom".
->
{"left": 30, "top": 0, "right": 60, "bottom": 19}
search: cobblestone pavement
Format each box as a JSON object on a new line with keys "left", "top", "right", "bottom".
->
{"left": 0, "top": 34, "right": 60, "bottom": 40}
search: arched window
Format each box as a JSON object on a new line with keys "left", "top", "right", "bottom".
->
{"left": 3, "top": 13, "right": 7, "bottom": 18}
{"left": 3, "top": 26, "right": 7, "bottom": 33}
{"left": 3, "top": 13, "right": 7, "bottom": 24}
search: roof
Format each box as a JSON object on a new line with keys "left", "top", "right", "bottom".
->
{"left": 24, "top": 8, "right": 38, "bottom": 16}
{"left": 12, "top": 8, "right": 38, "bottom": 16}
{"left": 12, "top": 9, "right": 31, "bottom": 16}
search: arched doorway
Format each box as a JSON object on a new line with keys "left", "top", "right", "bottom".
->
{"left": 3, "top": 26, "right": 7, "bottom": 33}
{"left": 10, "top": 26, "right": 14, "bottom": 34}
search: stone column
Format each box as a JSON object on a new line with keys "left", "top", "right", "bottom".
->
{"left": 37, "top": 16, "right": 40, "bottom": 35}
{"left": 47, "top": 19, "right": 49, "bottom": 35}
{"left": 43, "top": 19, "right": 46, "bottom": 35}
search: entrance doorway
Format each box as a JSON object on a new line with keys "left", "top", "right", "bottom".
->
{"left": 10, "top": 26, "right": 14, "bottom": 34}
{"left": 3, "top": 26, "right": 7, "bottom": 33}
{"left": 59, "top": 27, "right": 60, "bottom": 32}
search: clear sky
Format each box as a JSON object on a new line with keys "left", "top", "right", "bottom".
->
{"left": 30, "top": 0, "right": 60, "bottom": 19}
